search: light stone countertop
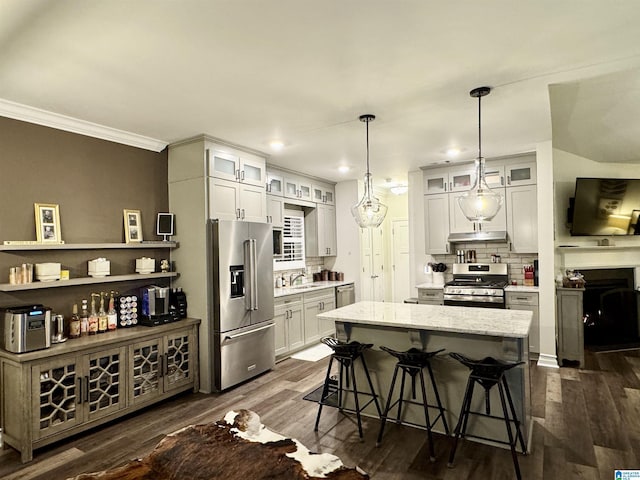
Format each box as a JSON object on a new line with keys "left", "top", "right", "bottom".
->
{"left": 504, "top": 285, "right": 539, "bottom": 293}
{"left": 415, "top": 283, "right": 445, "bottom": 289}
{"left": 274, "top": 280, "right": 354, "bottom": 298}
{"left": 317, "top": 301, "right": 531, "bottom": 338}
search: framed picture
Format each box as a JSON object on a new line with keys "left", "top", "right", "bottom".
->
{"left": 123, "top": 209, "right": 143, "bottom": 243}
{"left": 35, "top": 203, "right": 62, "bottom": 243}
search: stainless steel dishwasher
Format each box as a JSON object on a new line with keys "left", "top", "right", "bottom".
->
{"left": 336, "top": 283, "right": 355, "bottom": 307}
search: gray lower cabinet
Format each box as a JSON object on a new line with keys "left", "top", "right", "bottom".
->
{"left": 506, "top": 291, "right": 539, "bottom": 353}
{"left": 556, "top": 287, "right": 585, "bottom": 367}
{"left": 274, "top": 294, "right": 304, "bottom": 357}
{"left": 304, "top": 288, "right": 336, "bottom": 343}
{"left": 275, "top": 287, "right": 337, "bottom": 358}
{"left": 0, "top": 319, "right": 199, "bottom": 462}
{"left": 417, "top": 287, "right": 444, "bottom": 305}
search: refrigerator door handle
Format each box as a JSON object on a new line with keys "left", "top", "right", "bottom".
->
{"left": 244, "top": 238, "right": 258, "bottom": 311}
{"left": 224, "top": 322, "right": 274, "bottom": 340}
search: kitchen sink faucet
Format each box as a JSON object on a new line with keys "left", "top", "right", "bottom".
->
{"left": 290, "top": 272, "right": 306, "bottom": 286}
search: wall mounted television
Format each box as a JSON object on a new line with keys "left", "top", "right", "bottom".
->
{"left": 571, "top": 177, "right": 640, "bottom": 236}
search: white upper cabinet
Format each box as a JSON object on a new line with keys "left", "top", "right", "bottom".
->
{"left": 448, "top": 164, "right": 476, "bottom": 192}
{"left": 305, "top": 204, "right": 337, "bottom": 257}
{"left": 266, "top": 172, "right": 284, "bottom": 196}
{"left": 423, "top": 164, "right": 475, "bottom": 194}
{"left": 207, "top": 149, "right": 266, "bottom": 188}
{"left": 504, "top": 157, "right": 536, "bottom": 186}
{"left": 483, "top": 163, "right": 505, "bottom": 188}
{"left": 506, "top": 184, "right": 538, "bottom": 252}
{"left": 284, "top": 175, "right": 312, "bottom": 201}
{"left": 423, "top": 168, "right": 450, "bottom": 194}
{"left": 208, "top": 178, "right": 266, "bottom": 222}
{"left": 424, "top": 193, "right": 450, "bottom": 254}
{"left": 267, "top": 195, "right": 284, "bottom": 227}
{"left": 448, "top": 189, "right": 507, "bottom": 233}
{"left": 312, "top": 183, "right": 335, "bottom": 205}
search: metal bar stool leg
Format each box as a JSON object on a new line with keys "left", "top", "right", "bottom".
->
{"left": 502, "top": 376, "right": 527, "bottom": 453}
{"left": 448, "top": 376, "right": 475, "bottom": 467}
{"left": 498, "top": 382, "right": 522, "bottom": 480}
{"left": 315, "top": 356, "right": 335, "bottom": 432}
{"left": 418, "top": 368, "right": 436, "bottom": 462}
{"left": 396, "top": 367, "right": 408, "bottom": 424}
{"left": 460, "top": 381, "right": 475, "bottom": 438}
{"left": 426, "top": 362, "right": 450, "bottom": 435}
{"left": 376, "top": 363, "right": 401, "bottom": 446}
{"left": 338, "top": 359, "right": 345, "bottom": 409}
{"left": 349, "top": 359, "right": 364, "bottom": 438}
{"left": 361, "top": 356, "right": 382, "bottom": 416}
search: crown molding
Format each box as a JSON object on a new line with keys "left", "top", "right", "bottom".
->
{"left": 0, "top": 98, "right": 168, "bottom": 152}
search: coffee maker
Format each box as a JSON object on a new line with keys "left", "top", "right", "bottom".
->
{"left": 140, "top": 286, "right": 172, "bottom": 326}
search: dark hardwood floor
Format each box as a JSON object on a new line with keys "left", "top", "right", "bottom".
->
{"left": 2, "top": 348, "right": 640, "bottom": 479}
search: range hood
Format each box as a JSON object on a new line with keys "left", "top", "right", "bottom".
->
{"left": 447, "top": 230, "right": 508, "bottom": 243}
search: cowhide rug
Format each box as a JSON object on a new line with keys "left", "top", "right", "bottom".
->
{"left": 68, "top": 409, "right": 368, "bottom": 480}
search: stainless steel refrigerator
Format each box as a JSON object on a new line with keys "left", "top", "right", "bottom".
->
{"left": 208, "top": 219, "right": 275, "bottom": 391}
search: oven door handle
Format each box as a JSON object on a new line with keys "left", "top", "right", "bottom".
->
{"left": 443, "top": 294, "right": 504, "bottom": 303}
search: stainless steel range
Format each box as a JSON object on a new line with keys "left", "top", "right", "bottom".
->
{"left": 443, "top": 263, "right": 508, "bottom": 308}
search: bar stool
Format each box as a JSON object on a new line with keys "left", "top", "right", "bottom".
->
{"left": 447, "top": 353, "right": 527, "bottom": 480}
{"left": 376, "top": 346, "right": 450, "bottom": 462}
{"left": 314, "top": 336, "right": 382, "bottom": 439}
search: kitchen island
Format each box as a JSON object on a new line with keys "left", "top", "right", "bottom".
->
{"left": 317, "top": 301, "right": 532, "bottom": 451}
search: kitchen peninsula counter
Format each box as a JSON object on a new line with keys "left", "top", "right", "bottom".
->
{"left": 318, "top": 302, "right": 532, "bottom": 451}
{"left": 318, "top": 301, "right": 531, "bottom": 338}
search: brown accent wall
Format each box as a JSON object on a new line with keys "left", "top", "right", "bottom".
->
{"left": 0, "top": 116, "right": 169, "bottom": 315}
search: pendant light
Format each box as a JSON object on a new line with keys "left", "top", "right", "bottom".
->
{"left": 457, "top": 86, "right": 503, "bottom": 222}
{"left": 351, "top": 114, "right": 388, "bottom": 228}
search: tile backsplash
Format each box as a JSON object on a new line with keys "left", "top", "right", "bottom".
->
{"left": 273, "top": 257, "right": 325, "bottom": 287}
{"left": 430, "top": 242, "right": 538, "bottom": 285}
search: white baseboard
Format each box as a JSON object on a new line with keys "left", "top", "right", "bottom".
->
{"left": 536, "top": 353, "right": 559, "bottom": 369}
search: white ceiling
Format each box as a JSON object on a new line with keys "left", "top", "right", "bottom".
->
{"left": 2, "top": 1, "right": 640, "bottom": 186}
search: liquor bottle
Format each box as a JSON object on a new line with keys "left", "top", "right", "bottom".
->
{"left": 88, "top": 294, "right": 99, "bottom": 335}
{"left": 80, "top": 299, "right": 89, "bottom": 337}
{"left": 98, "top": 292, "right": 108, "bottom": 333}
{"left": 107, "top": 291, "right": 118, "bottom": 331}
{"left": 69, "top": 303, "right": 81, "bottom": 339}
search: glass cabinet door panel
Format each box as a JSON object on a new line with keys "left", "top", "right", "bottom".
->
{"left": 87, "top": 347, "right": 125, "bottom": 420}
{"left": 164, "top": 332, "right": 193, "bottom": 391}
{"left": 32, "top": 357, "right": 82, "bottom": 439}
{"left": 130, "top": 339, "right": 161, "bottom": 405}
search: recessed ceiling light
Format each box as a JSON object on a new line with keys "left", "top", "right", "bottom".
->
{"left": 269, "top": 140, "right": 285, "bottom": 151}
{"left": 390, "top": 185, "right": 408, "bottom": 195}
{"left": 338, "top": 165, "right": 350, "bottom": 173}
{"left": 446, "top": 147, "right": 461, "bottom": 157}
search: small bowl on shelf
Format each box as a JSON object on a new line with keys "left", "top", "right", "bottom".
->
{"left": 35, "top": 262, "right": 61, "bottom": 282}
{"left": 136, "top": 257, "right": 155, "bottom": 274}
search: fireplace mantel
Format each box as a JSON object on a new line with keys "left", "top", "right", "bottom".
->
{"left": 556, "top": 245, "right": 640, "bottom": 272}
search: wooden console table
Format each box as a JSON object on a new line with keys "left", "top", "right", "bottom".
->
{"left": 0, "top": 318, "right": 199, "bottom": 462}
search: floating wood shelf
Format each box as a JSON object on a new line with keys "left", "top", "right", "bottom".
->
{"left": 0, "top": 272, "right": 179, "bottom": 291}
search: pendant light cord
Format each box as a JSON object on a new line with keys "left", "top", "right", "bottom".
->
{"left": 477, "top": 94, "right": 482, "bottom": 160}
{"left": 365, "top": 117, "right": 371, "bottom": 199}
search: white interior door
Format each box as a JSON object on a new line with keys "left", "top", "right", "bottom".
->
{"left": 361, "top": 227, "right": 384, "bottom": 301}
{"left": 391, "top": 220, "right": 410, "bottom": 302}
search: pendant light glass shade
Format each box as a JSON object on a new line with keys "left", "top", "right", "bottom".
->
{"left": 457, "top": 87, "right": 503, "bottom": 223}
{"left": 351, "top": 114, "right": 388, "bottom": 228}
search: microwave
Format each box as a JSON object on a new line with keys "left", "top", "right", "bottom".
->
{"left": 273, "top": 228, "right": 283, "bottom": 256}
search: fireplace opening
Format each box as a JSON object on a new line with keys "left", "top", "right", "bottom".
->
{"left": 581, "top": 268, "right": 640, "bottom": 350}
